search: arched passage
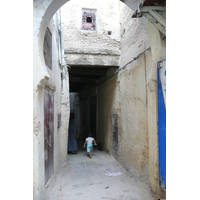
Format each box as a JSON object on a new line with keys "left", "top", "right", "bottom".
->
{"left": 33, "top": 1, "right": 166, "bottom": 199}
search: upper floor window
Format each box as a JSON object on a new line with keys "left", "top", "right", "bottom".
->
{"left": 82, "top": 9, "right": 96, "bottom": 31}
{"left": 86, "top": 17, "right": 92, "bottom": 23}
{"left": 43, "top": 28, "right": 52, "bottom": 70}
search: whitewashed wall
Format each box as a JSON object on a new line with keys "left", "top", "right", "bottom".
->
{"left": 33, "top": 15, "right": 70, "bottom": 200}
{"left": 61, "top": 0, "right": 121, "bottom": 66}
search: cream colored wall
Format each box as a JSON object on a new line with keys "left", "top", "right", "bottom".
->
{"left": 33, "top": 15, "right": 70, "bottom": 200}
{"left": 141, "top": 16, "right": 166, "bottom": 197}
{"left": 118, "top": 2, "right": 150, "bottom": 182}
{"left": 61, "top": 0, "right": 120, "bottom": 66}
{"left": 118, "top": 60, "right": 149, "bottom": 174}
{"left": 118, "top": 2, "right": 166, "bottom": 197}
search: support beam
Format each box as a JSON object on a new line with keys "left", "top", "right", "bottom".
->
{"left": 144, "top": 13, "right": 166, "bottom": 36}
{"left": 153, "top": 22, "right": 166, "bottom": 36}
{"left": 69, "top": 68, "right": 108, "bottom": 76}
{"left": 141, "top": 6, "right": 166, "bottom": 12}
{"left": 69, "top": 77, "right": 97, "bottom": 83}
{"left": 149, "top": 10, "right": 166, "bottom": 27}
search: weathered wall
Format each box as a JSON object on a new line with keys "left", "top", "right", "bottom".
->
{"left": 89, "top": 2, "right": 166, "bottom": 198}
{"left": 97, "top": 74, "right": 119, "bottom": 153}
{"left": 61, "top": 0, "right": 120, "bottom": 66}
{"left": 118, "top": 2, "right": 150, "bottom": 182}
{"left": 119, "top": 3, "right": 166, "bottom": 198}
{"left": 141, "top": 15, "right": 166, "bottom": 197}
{"left": 33, "top": 14, "right": 70, "bottom": 200}
{"left": 33, "top": 0, "right": 166, "bottom": 199}
{"left": 118, "top": 59, "right": 149, "bottom": 176}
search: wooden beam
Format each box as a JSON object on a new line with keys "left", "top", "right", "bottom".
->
{"left": 153, "top": 22, "right": 166, "bottom": 36}
{"left": 144, "top": 13, "right": 166, "bottom": 36}
{"left": 149, "top": 10, "right": 166, "bottom": 27}
{"left": 69, "top": 68, "right": 107, "bottom": 76}
{"left": 69, "top": 77, "right": 97, "bottom": 83}
{"left": 141, "top": 6, "right": 166, "bottom": 12}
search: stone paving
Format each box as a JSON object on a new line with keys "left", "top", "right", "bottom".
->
{"left": 45, "top": 141, "right": 154, "bottom": 200}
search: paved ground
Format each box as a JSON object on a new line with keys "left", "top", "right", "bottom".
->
{"left": 45, "top": 141, "right": 154, "bottom": 200}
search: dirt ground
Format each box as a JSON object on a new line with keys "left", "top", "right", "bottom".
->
{"left": 45, "top": 141, "right": 155, "bottom": 200}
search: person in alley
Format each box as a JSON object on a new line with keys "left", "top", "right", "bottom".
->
{"left": 68, "top": 113, "right": 78, "bottom": 154}
{"left": 83, "top": 132, "right": 97, "bottom": 158}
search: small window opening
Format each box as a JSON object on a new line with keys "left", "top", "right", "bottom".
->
{"left": 43, "top": 28, "right": 52, "bottom": 70}
{"left": 82, "top": 9, "right": 96, "bottom": 31}
{"left": 86, "top": 17, "right": 92, "bottom": 23}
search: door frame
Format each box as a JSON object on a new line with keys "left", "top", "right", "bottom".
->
{"left": 157, "top": 60, "right": 166, "bottom": 189}
{"left": 44, "top": 86, "right": 54, "bottom": 184}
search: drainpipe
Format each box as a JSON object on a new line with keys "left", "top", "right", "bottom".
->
{"left": 59, "top": 8, "right": 67, "bottom": 92}
{"left": 55, "top": 12, "right": 61, "bottom": 64}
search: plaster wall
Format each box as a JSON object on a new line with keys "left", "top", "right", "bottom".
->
{"left": 140, "top": 16, "right": 165, "bottom": 197}
{"left": 118, "top": 59, "right": 149, "bottom": 176}
{"left": 118, "top": 10, "right": 151, "bottom": 181}
{"left": 33, "top": 16, "right": 70, "bottom": 200}
{"left": 118, "top": 2, "right": 149, "bottom": 181}
{"left": 119, "top": 3, "right": 166, "bottom": 198}
{"left": 97, "top": 75, "right": 119, "bottom": 153}
{"left": 61, "top": 0, "right": 120, "bottom": 66}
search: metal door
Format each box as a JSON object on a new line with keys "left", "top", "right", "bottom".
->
{"left": 157, "top": 60, "right": 166, "bottom": 189}
{"left": 44, "top": 87, "right": 54, "bottom": 184}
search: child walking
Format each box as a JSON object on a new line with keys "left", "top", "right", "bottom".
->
{"left": 83, "top": 133, "right": 97, "bottom": 158}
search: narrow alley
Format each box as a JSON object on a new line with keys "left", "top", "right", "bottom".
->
{"left": 45, "top": 140, "right": 154, "bottom": 200}
{"left": 33, "top": 1, "right": 166, "bottom": 199}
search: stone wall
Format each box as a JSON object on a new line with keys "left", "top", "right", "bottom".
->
{"left": 118, "top": 2, "right": 150, "bottom": 181}
{"left": 119, "top": 3, "right": 166, "bottom": 198}
{"left": 61, "top": 0, "right": 121, "bottom": 66}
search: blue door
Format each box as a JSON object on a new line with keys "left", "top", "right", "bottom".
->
{"left": 157, "top": 61, "right": 166, "bottom": 189}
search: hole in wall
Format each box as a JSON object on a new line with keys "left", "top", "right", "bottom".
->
{"left": 86, "top": 17, "right": 92, "bottom": 23}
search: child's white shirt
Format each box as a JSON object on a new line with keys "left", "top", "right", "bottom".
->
{"left": 86, "top": 137, "right": 94, "bottom": 144}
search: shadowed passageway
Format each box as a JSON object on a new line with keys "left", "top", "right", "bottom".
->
{"left": 45, "top": 140, "right": 154, "bottom": 200}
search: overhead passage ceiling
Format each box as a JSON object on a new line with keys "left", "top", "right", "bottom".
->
{"left": 68, "top": 65, "right": 119, "bottom": 92}
{"left": 143, "top": 0, "right": 165, "bottom": 6}
{"left": 68, "top": 0, "right": 166, "bottom": 93}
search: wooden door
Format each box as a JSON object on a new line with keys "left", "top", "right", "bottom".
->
{"left": 44, "top": 87, "right": 54, "bottom": 184}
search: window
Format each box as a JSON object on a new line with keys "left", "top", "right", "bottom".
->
{"left": 43, "top": 28, "right": 52, "bottom": 69}
{"left": 86, "top": 17, "right": 92, "bottom": 23}
{"left": 82, "top": 9, "right": 96, "bottom": 31}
